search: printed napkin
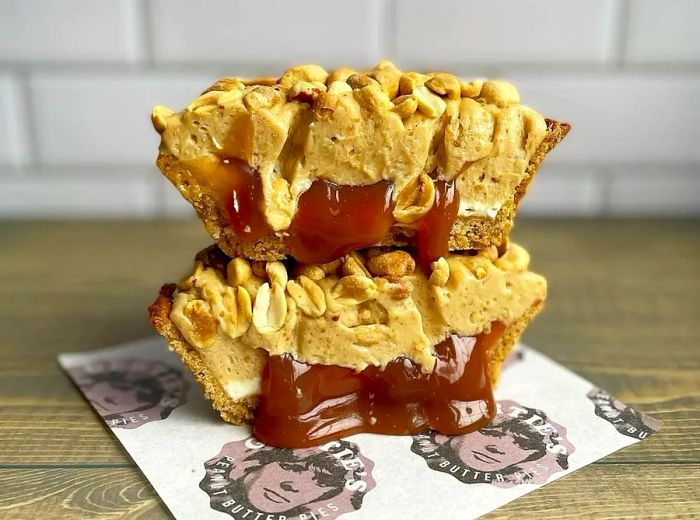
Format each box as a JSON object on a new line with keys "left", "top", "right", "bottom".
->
{"left": 59, "top": 338, "right": 661, "bottom": 520}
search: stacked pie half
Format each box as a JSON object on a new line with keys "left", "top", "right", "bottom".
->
{"left": 148, "top": 61, "right": 569, "bottom": 447}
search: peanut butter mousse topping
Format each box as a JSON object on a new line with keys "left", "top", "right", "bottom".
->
{"left": 168, "top": 243, "right": 546, "bottom": 400}
{"left": 153, "top": 61, "right": 547, "bottom": 232}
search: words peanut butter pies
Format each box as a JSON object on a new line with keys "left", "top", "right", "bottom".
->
{"left": 148, "top": 61, "right": 569, "bottom": 448}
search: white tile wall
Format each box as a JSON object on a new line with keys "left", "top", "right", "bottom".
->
{"left": 158, "top": 175, "right": 196, "bottom": 218}
{"left": 0, "top": 167, "right": 156, "bottom": 218}
{"left": 30, "top": 73, "right": 208, "bottom": 164}
{"left": 625, "top": 0, "right": 700, "bottom": 64}
{"left": 0, "top": 75, "right": 27, "bottom": 165}
{"left": 511, "top": 75, "right": 700, "bottom": 164}
{"left": 150, "top": 0, "right": 381, "bottom": 67}
{"left": 0, "top": 0, "right": 133, "bottom": 63}
{"left": 607, "top": 165, "right": 700, "bottom": 216}
{"left": 518, "top": 166, "right": 603, "bottom": 217}
{"left": 0, "top": 0, "right": 698, "bottom": 217}
{"left": 395, "top": 0, "right": 617, "bottom": 65}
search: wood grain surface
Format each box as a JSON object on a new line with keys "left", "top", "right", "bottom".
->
{"left": 1, "top": 219, "right": 698, "bottom": 518}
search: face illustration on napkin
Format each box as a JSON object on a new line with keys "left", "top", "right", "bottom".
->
{"left": 200, "top": 437, "right": 376, "bottom": 519}
{"left": 67, "top": 357, "right": 189, "bottom": 429}
{"left": 59, "top": 338, "right": 666, "bottom": 520}
{"left": 411, "top": 400, "right": 575, "bottom": 488}
{"left": 451, "top": 419, "right": 541, "bottom": 472}
{"left": 587, "top": 388, "right": 662, "bottom": 440}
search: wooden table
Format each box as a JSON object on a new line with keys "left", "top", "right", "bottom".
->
{"left": 0, "top": 219, "right": 698, "bottom": 519}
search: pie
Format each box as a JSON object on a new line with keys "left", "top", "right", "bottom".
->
{"left": 152, "top": 61, "right": 569, "bottom": 264}
{"left": 148, "top": 61, "right": 568, "bottom": 447}
{"left": 149, "top": 242, "right": 545, "bottom": 447}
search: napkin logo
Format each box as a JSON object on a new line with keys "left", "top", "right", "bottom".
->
{"left": 411, "top": 400, "right": 575, "bottom": 488}
{"left": 67, "top": 357, "right": 188, "bottom": 429}
{"left": 587, "top": 387, "right": 662, "bottom": 440}
{"left": 200, "top": 437, "right": 376, "bottom": 520}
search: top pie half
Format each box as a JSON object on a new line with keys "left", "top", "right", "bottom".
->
{"left": 152, "top": 61, "right": 569, "bottom": 264}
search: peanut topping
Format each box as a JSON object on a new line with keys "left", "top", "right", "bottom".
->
{"left": 316, "top": 91, "right": 339, "bottom": 118}
{"left": 367, "top": 251, "right": 416, "bottom": 278}
{"left": 394, "top": 173, "right": 435, "bottom": 223}
{"left": 227, "top": 257, "right": 252, "bottom": 285}
{"left": 279, "top": 64, "right": 328, "bottom": 88}
{"left": 251, "top": 261, "right": 267, "bottom": 279}
{"left": 169, "top": 243, "right": 545, "bottom": 374}
{"left": 288, "top": 81, "right": 325, "bottom": 103}
{"left": 479, "top": 80, "right": 520, "bottom": 107}
{"left": 460, "top": 79, "right": 484, "bottom": 98}
{"left": 326, "top": 67, "right": 356, "bottom": 84}
{"left": 326, "top": 80, "right": 353, "bottom": 95}
{"left": 346, "top": 73, "right": 377, "bottom": 90}
{"left": 391, "top": 94, "right": 418, "bottom": 120}
{"left": 413, "top": 86, "right": 447, "bottom": 118}
{"left": 317, "top": 258, "right": 343, "bottom": 276}
{"left": 464, "top": 256, "right": 490, "bottom": 280}
{"left": 187, "top": 91, "right": 222, "bottom": 111}
{"left": 429, "top": 257, "right": 450, "bottom": 286}
{"left": 226, "top": 257, "right": 263, "bottom": 299}
{"left": 398, "top": 72, "right": 430, "bottom": 96}
{"left": 265, "top": 261, "right": 288, "bottom": 288}
{"left": 200, "top": 281, "right": 252, "bottom": 340}
{"left": 369, "top": 60, "right": 402, "bottom": 99}
{"left": 252, "top": 282, "right": 288, "bottom": 334}
{"left": 353, "top": 83, "right": 393, "bottom": 112}
{"left": 479, "top": 245, "right": 499, "bottom": 263}
{"left": 286, "top": 276, "right": 326, "bottom": 318}
{"left": 151, "top": 106, "right": 173, "bottom": 134}
{"left": 243, "top": 86, "right": 283, "bottom": 111}
{"left": 294, "top": 264, "right": 326, "bottom": 282}
{"left": 342, "top": 252, "right": 372, "bottom": 277}
{"left": 155, "top": 62, "right": 549, "bottom": 231}
{"left": 331, "top": 275, "right": 378, "bottom": 306}
{"left": 380, "top": 278, "right": 415, "bottom": 300}
{"left": 181, "top": 299, "right": 218, "bottom": 348}
{"left": 425, "top": 73, "right": 461, "bottom": 99}
{"left": 495, "top": 243, "right": 530, "bottom": 272}
{"left": 205, "top": 77, "right": 246, "bottom": 93}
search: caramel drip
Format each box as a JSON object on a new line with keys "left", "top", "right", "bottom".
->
{"left": 217, "top": 158, "right": 271, "bottom": 242}
{"left": 210, "top": 157, "right": 459, "bottom": 266}
{"left": 287, "top": 179, "right": 395, "bottom": 264}
{"left": 222, "top": 113, "right": 254, "bottom": 163}
{"left": 414, "top": 179, "right": 460, "bottom": 268}
{"left": 253, "top": 323, "right": 505, "bottom": 448}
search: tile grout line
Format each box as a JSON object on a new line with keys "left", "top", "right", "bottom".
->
{"left": 1, "top": 61, "right": 699, "bottom": 76}
{"left": 152, "top": 175, "right": 168, "bottom": 218}
{"left": 379, "top": 0, "right": 397, "bottom": 59}
{"left": 612, "top": 0, "right": 632, "bottom": 68}
{"left": 15, "top": 70, "right": 40, "bottom": 169}
{"left": 122, "top": 0, "right": 146, "bottom": 65}
{"left": 138, "top": 0, "right": 156, "bottom": 66}
{"left": 597, "top": 166, "right": 614, "bottom": 216}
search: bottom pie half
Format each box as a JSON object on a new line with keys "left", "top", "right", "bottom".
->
{"left": 149, "top": 242, "right": 546, "bottom": 447}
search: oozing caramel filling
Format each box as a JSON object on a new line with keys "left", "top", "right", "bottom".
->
{"left": 414, "top": 179, "right": 460, "bottom": 268}
{"left": 219, "top": 158, "right": 271, "bottom": 242}
{"left": 253, "top": 323, "right": 504, "bottom": 448}
{"left": 287, "top": 179, "right": 395, "bottom": 264}
{"left": 216, "top": 158, "right": 460, "bottom": 265}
